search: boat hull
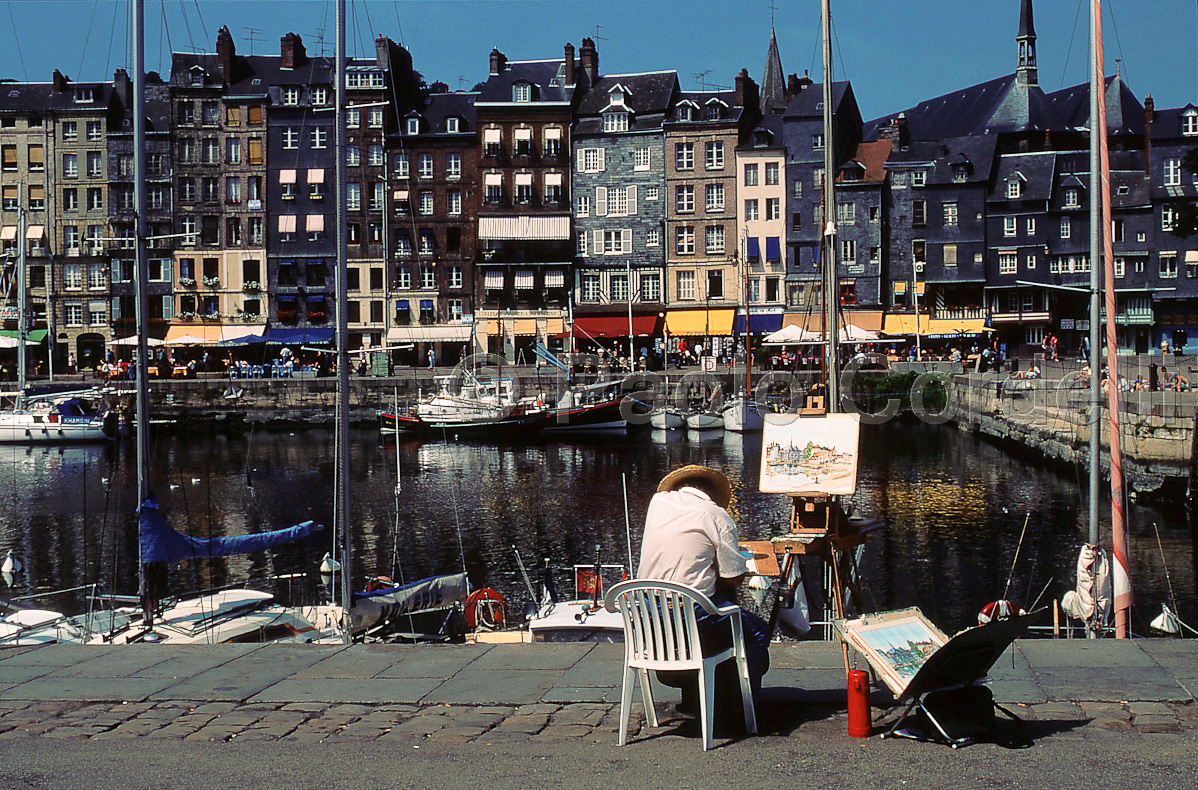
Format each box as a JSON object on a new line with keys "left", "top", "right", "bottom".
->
{"left": 648, "top": 408, "right": 684, "bottom": 430}
{"left": 686, "top": 411, "right": 725, "bottom": 431}
{"left": 722, "top": 398, "right": 766, "bottom": 433}
{"left": 0, "top": 413, "right": 115, "bottom": 443}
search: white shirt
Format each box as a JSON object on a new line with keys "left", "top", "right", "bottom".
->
{"left": 637, "top": 487, "right": 748, "bottom": 596}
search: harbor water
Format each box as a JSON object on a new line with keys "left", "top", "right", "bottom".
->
{"left": 1, "top": 421, "right": 1194, "bottom": 636}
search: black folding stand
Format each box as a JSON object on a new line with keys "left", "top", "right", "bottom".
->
{"left": 880, "top": 610, "right": 1042, "bottom": 748}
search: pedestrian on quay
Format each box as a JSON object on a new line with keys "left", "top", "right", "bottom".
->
{"left": 427, "top": 348, "right": 435, "bottom": 371}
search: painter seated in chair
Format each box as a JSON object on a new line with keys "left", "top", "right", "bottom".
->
{"left": 637, "top": 465, "right": 770, "bottom": 724}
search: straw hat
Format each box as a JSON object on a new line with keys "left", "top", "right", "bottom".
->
{"left": 657, "top": 465, "right": 732, "bottom": 509}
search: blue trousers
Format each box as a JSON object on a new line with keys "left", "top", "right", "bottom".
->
{"left": 657, "top": 593, "right": 770, "bottom": 710}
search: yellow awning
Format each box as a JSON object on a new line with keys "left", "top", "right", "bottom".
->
{"left": 844, "top": 310, "right": 884, "bottom": 331}
{"left": 545, "top": 318, "right": 564, "bottom": 335}
{"left": 512, "top": 319, "right": 537, "bottom": 336}
{"left": 164, "top": 325, "right": 222, "bottom": 344}
{"left": 665, "top": 309, "right": 735, "bottom": 336}
{"left": 782, "top": 312, "right": 823, "bottom": 333}
{"left": 883, "top": 315, "right": 989, "bottom": 337}
{"left": 882, "top": 314, "right": 925, "bottom": 336}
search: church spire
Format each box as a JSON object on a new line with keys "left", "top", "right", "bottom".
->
{"left": 1016, "top": 0, "right": 1038, "bottom": 86}
{"left": 761, "top": 26, "right": 786, "bottom": 113}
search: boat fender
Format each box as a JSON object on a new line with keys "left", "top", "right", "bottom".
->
{"left": 464, "top": 588, "right": 506, "bottom": 630}
{"left": 977, "top": 599, "right": 1023, "bottom": 625}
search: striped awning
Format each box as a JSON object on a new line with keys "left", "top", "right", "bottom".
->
{"left": 544, "top": 270, "right": 565, "bottom": 288}
{"left": 387, "top": 325, "right": 472, "bottom": 343}
{"left": 484, "top": 271, "right": 504, "bottom": 289}
{"left": 478, "top": 216, "right": 570, "bottom": 240}
{"left": 514, "top": 270, "right": 535, "bottom": 289}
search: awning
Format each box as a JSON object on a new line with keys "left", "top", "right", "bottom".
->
{"left": 279, "top": 169, "right": 297, "bottom": 184}
{"left": 545, "top": 318, "right": 564, "bottom": 335}
{"left": 733, "top": 312, "right": 784, "bottom": 335}
{"left": 220, "top": 326, "right": 264, "bottom": 342}
{"left": 544, "top": 172, "right": 563, "bottom": 186}
{"left": 483, "top": 173, "right": 503, "bottom": 187}
{"left": 765, "top": 237, "right": 781, "bottom": 261}
{"left": 262, "top": 327, "right": 335, "bottom": 344}
{"left": 483, "top": 128, "right": 500, "bottom": 144}
{"left": 782, "top": 312, "right": 822, "bottom": 333}
{"left": 1187, "top": 251, "right": 1198, "bottom": 264}
{"left": 26, "top": 225, "right": 45, "bottom": 240}
{"left": 484, "top": 270, "right": 504, "bottom": 289}
{"left": 307, "top": 168, "right": 324, "bottom": 183}
{"left": 478, "top": 216, "right": 570, "bottom": 240}
{"left": 514, "top": 128, "right": 532, "bottom": 141}
{"left": 165, "top": 325, "right": 222, "bottom": 344}
{"left": 393, "top": 189, "right": 409, "bottom": 201}
{"left": 278, "top": 215, "right": 297, "bottom": 232}
{"left": 543, "top": 127, "right": 561, "bottom": 140}
{"left": 747, "top": 237, "right": 760, "bottom": 259}
{"left": 545, "top": 270, "right": 565, "bottom": 288}
{"left": 306, "top": 214, "right": 325, "bottom": 232}
{"left": 0, "top": 226, "right": 15, "bottom": 241}
{"left": 844, "top": 310, "right": 884, "bottom": 331}
{"left": 892, "top": 281, "right": 908, "bottom": 294}
{"left": 514, "top": 270, "right": 535, "bottom": 289}
{"left": 512, "top": 319, "right": 537, "bottom": 336}
{"left": 0, "top": 329, "right": 48, "bottom": 345}
{"left": 882, "top": 315, "right": 990, "bottom": 338}
{"left": 665, "top": 309, "right": 736, "bottom": 336}
{"left": 515, "top": 172, "right": 533, "bottom": 186}
{"left": 573, "top": 315, "right": 658, "bottom": 339}
{"left": 386, "top": 325, "right": 473, "bottom": 343}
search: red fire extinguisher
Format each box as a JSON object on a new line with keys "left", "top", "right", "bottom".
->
{"left": 847, "top": 669, "right": 872, "bottom": 737}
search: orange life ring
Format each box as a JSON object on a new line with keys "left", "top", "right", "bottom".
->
{"left": 464, "top": 588, "right": 506, "bottom": 630}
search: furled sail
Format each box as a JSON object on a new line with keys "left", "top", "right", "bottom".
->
{"left": 139, "top": 497, "right": 315, "bottom": 565}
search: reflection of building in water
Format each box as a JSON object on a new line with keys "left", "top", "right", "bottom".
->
{"left": 880, "top": 638, "right": 938, "bottom": 678}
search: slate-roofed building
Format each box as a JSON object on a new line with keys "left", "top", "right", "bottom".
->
{"left": 387, "top": 86, "right": 479, "bottom": 365}
{"left": 474, "top": 41, "right": 590, "bottom": 362}
{"left": 571, "top": 69, "right": 678, "bottom": 351}
{"left": 662, "top": 71, "right": 757, "bottom": 357}
{"left": 1146, "top": 100, "right": 1198, "bottom": 353}
{"left": 736, "top": 112, "right": 789, "bottom": 335}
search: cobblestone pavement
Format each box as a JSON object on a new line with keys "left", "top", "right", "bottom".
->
{"left": 1, "top": 697, "right": 1196, "bottom": 744}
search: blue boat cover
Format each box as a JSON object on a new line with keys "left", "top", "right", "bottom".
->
{"left": 350, "top": 573, "right": 470, "bottom": 633}
{"left": 139, "top": 496, "right": 314, "bottom": 564}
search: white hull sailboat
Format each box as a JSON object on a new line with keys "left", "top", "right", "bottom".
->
{"left": 721, "top": 395, "right": 766, "bottom": 433}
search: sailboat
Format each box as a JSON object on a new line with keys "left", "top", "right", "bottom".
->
{"left": 0, "top": 195, "right": 117, "bottom": 444}
{"left": 723, "top": 237, "right": 766, "bottom": 432}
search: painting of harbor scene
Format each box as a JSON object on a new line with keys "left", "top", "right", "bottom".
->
{"left": 835, "top": 608, "right": 950, "bottom": 695}
{"left": 759, "top": 413, "right": 861, "bottom": 495}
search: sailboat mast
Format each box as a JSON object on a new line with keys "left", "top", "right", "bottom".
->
{"left": 1091, "top": 0, "right": 1131, "bottom": 637}
{"left": 133, "top": 0, "right": 150, "bottom": 502}
{"left": 821, "top": 0, "right": 840, "bottom": 411}
{"left": 16, "top": 196, "right": 26, "bottom": 406}
{"left": 334, "top": 0, "right": 353, "bottom": 643}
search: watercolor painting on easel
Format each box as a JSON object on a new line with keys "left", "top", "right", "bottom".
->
{"left": 760, "top": 413, "right": 860, "bottom": 495}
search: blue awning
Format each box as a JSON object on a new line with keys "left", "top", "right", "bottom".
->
{"left": 765, "top": 237, "right": 781, "bottom": 262}
{"left": 733, "top": 312, "right": 784, "bottom": 334}
{"left": 747, "top": 237, "right": 760, "bottom": 260}
{"left": 263, "top": 327, "right": 335, "bottom": 344}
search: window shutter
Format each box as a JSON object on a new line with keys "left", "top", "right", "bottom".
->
{"left": 627, "top": 185, "right": 637, "bottom": 215}
{"left": 577, "top": 149, "right": 587, "bottom": 171}
{"left": 622, "top": 229, "right": 632, "bottom": 254}
{"left": 596, "top": 148, "right": 605, "bottom": 172}
{"left": 593, "top": 229, "right": 604, "bottom": 254}
{"left": 595, "top": 186, "right": 607, "bottom": 217}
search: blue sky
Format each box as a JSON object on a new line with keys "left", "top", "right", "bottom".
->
{"left": 2, "top": 1, "right": 1195, "bottom": 121}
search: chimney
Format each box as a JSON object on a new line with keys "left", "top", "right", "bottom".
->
{"left": 564, "top": 42, "right": 576, "bottom": 85}
{"left": 786, "top": 71, "right": 813, "bottom": 103}
{"left": 114, "top": 69, "right": 132, "bottom": 107}
{"left": 52, "top": 69, "right": 68, "bottom": 92}
{"left": 735, "top": 69, "right": 760, "bottom": 120}
{"left": 280, "top": 33, "right": 306, "bottom": 69}
{"left": 1144, "top": 94, "right": 1155, "bottom": 175}
{"left": 579, "top": 38, "right": 598, "bottom": 84}
{"left": 430, "top": 81, "right": 449, "bottom": 94}
{"left": 878, "top": 114, "right": 909, "bottom": 147}
{"left": 216, "top": 26, "right": 235, "bottom": 83}
{"left": 489, "top": 48, "right": 507, "bottom": 76}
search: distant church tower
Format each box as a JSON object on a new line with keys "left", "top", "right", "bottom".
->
{"left": 761, "top": 26, "right": 787, "bottom": 113}
{"left": 1016, "top": 0, "right": 1038, "bottom": 87}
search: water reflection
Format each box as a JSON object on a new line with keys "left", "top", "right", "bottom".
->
{"left": 1, "top": 422, "right": 1194, "bottom": 635}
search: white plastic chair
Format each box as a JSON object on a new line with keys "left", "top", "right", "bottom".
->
{"left": 604, "top": 579, "right": 757, "bottom": 750}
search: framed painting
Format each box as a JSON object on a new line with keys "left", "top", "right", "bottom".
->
{"left": 834, "top": 608, "right": 950, "bottom": 696}
{"left": 759, "top": 412, "right": 861, "bottom": 495}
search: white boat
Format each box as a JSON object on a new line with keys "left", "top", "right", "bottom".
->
{"left": 0, "top": 390, "right": 117, "bottom": 443}
{"left": 526, "top": 562, "right": 626, "bottom": 643}
{"left": 721, "top": 395, "right": 766, "bottom": 433}
{"left": 685, "top": 410, "right": 724, "bottom": 431}
{"left": 648, "top": 406, "right": 685, "bottom": 430}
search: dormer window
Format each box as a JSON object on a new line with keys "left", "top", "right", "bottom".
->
{"left": 1063, "top": 187, "right": 1081, "bottom": 208}
{"left": 406, "top": 117, "right": 420, "bottom": 135}
{"left": 1183, "top": 111, "right": 1198, "bottom": 136}
{"left": 446, "top": 117, "right": 460, "bottom": 133}
{"left": 678, "top": 105, "right": 693, "bottom": 121}
{"left": 704, "top": 101, "right": 724, "bottom": 120}
{"left": 1006, "top": 174, "right": 1025, "bottom": 199}
{"left": 283, "top": 87, "right": 299, "bottom": 106}
{"left": 911, "top": 170, "right": 926, "bottom": 187}
{"left": 841, "top": 163, "right": 863, "bottom": 182}
{"left": 189, "top": 66, "right": 205, "bottom": 86}
{"left": 513, "top": 82, "right": 531, "bottom": 103}
{"left": 952, "top": 164, "right": 968, "bottom": 183}
{"left": 603, "top": 112, "right": 629, "bottom": 133}
{"left": 74, "top": 88, "right": 94, "bottom": 103}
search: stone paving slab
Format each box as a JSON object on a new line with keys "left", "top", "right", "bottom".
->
{"left": 146, "top": 644, "right": 335, "bottom": 702}
{"left": 469, "top": 642, "right": 593, "bottom": 671}
{"left": 250, "top": 677, "right": 445, "bottom": 705}
{"left": 372, "top": 645, "right": 491, "bottom": 679}
{"left": 422, "top": 667, "right": 570, "bottom": 705}
{"left": 0, "top": 645, "right": 120, "bottom": 667}
{"left": 0, "top": 676, "right": 180, "bottom": 702}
